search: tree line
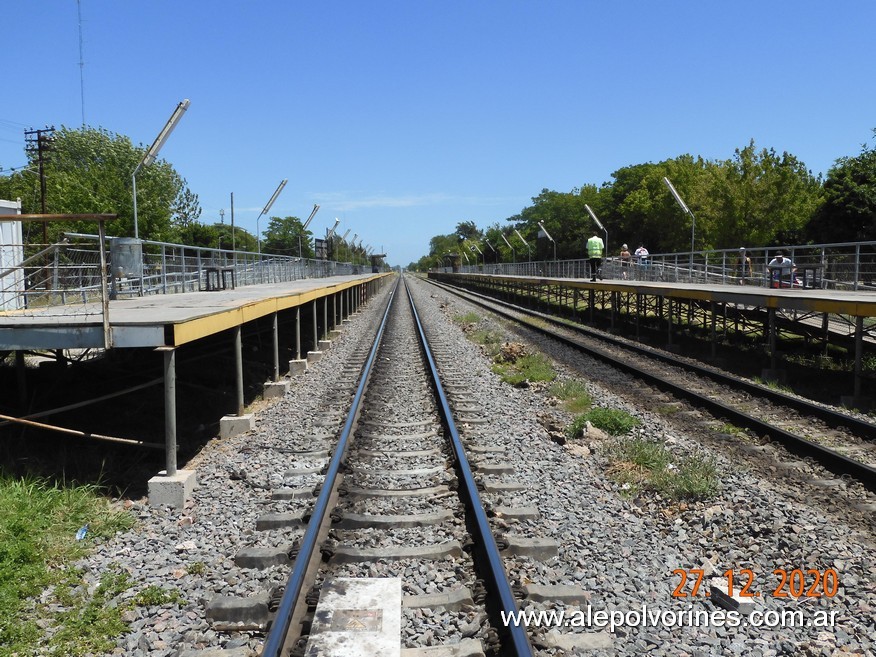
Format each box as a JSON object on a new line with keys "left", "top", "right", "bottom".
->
{"left": 0, "top": 125, "right": 374, "bottom": 261}
{"left": 409, "top": 134, "right": 876, "bottom": 270}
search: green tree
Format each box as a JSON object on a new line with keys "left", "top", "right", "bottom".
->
{"left": 455, "top": 220, "right": 482, "bottom": 241}
{"left": 807, "top": 132, "right": 876, "bottom": 244}
{"left": 0, "top": 125, "right": 196, "bottom": 243}
{"left": 702, "top": 140, "right": 822, "bottom": 248}
{"left": 262, "top": 215, "right": 313, "bottom": 257}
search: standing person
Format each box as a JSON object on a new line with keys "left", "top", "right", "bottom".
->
{"left": 736, "top": 247, "right": 753, "bottom": 285}
{"left": 634, "top": 244, "right": 649, "bottom": 279}
{"left": 586, "top": 233, "right": 605, "bottom": 282}
{"left": 767, "top": 251, "right": 797, "bottom": 288}
{"left": 619, "top": 244, "right": 632, "bottom": 280}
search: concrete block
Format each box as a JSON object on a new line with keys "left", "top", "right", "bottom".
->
{"left": 220, "top": 414, "right": 254, "bottom": 439}
{"left": 709, "top": 576, "right": 757, "bottom": 615}
{"left": 329, "top": 329, "right": 342, "bottom": 339}
{"left": 305, "top": 578, "right": 400, "bottom": 657}
{"left": 148, "top": 469, "right": 196, "bottom": 508}
{"left": 263, "top": 380, "right": 289, "bottom": 399}
{"left": 318, "top": 339, "right": 332, "bottom": 351}
{"left": 206, "top": 591, "right": 270, "bottom": 627}
{"left": 307, "top": 350, "right": 323, "bottom": 364}
{"left": 289, "top": 359, "right": 307, "bottom": 375}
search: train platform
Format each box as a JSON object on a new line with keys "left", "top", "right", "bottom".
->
{"left": 0, "top": 272, "right": 389, "bottom": 350}
{"left": 431, "top": 272, "right": 876, "bottom": 317}
{"left": 430, "top": 272, "right": 876, "bottom": 406}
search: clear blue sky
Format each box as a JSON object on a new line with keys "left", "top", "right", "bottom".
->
{"left": 2, "top": 1, "right": 874, "bottom": 265}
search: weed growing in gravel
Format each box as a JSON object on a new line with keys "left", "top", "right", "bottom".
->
{"left": 453, "top": 311, "right": 481, "bottom": 325}
{"left": 579, "top": 407, "right": 640, "bottom": 436}
{"left": 753, "top": 376, "right": 793, "bottom": 393}
{"left": 714, "top": 422, "right": 745, "bottom": 436}
{"left": 492, "top": 352, "right": 556, "bottom": 385}
{"left": 0, "top": 474, "right": 134, "bottom": 655}
{"left": 606, "top": 438, "right": 719, "bottom": 500}
{"left": 49, "top": 565, "right": 131, "bottom": 656}
{"left": 469, "top": 328, "right": 505, "bottom": 358}
{"left": 548, "top": 380, "right": 592, "bottom": 414}
{"left": 133, "top": 584, "right": 186, "bottom": 607}
{"left": 187, "top": 561, "right": 207, "bottom": 575}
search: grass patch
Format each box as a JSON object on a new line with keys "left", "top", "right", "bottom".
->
{"left": 606, "top": 438, "right": 719, "bottom": 500}
{"left": 565, "top": 407, "right": 639, "bottom": 439}
{"left": 714, "top": 422, "right": 745, "bottom": 436}
{"left": 49, "top": 566, "right": 131, "bottom": 656}
{"left": 132, "top": 584, "right": 186, "bottom": 607}
{"left": 453, "top": 311, "right": 481, "bottom": 325}
{"left": 753, "top": 376, "right": 793, "bottom": 393}
{"left": 0, "top": 473, "right": 135, "bottom": 655}
{"left": 548, "top": 380, "right": 592, "bottom": 414}
{"left": 582, "top": 407, "right": 640, "bottom": 435}
{"left": 492, "top": 352, "right": 556, "bottom": 386}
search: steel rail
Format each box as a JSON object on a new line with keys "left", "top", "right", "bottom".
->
{"left": 432, "top": 279, "right": 876, "bottom": 440}
{"left": 404, "top": 276, "right": 534, "bottom": 656}
{"left": 260, "top": 277, "right": 398, "bottom": 657}
{"left": 428, "top": 279, "right": 876, "bottom": 493}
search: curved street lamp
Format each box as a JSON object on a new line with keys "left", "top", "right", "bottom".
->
{"left": 132, "top": 99, "right": 190, "bottom": 240}
{"left": 537, "top": 221, "right": 556, "bottom": 261}
{"left": 256, "top": 178, "right": 288, "bottom": 255}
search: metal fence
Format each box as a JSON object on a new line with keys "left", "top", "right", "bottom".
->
{"left": 454, "top": 241, "right": 876, "bottom": 291}
{"left": 0, "top": 232, "right": 377, "bottom": 316}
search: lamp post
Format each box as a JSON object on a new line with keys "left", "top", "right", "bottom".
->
{"left": 584, "top": 204, "right": 608, "bottom": 262}
{"left": 326, "top": 218, "right": 340, "bottom": 261}
{"left": 255, "top": 178, "right": 288, "bottom": 255}
{"left": 340, "top": 229, "right": 351, "bottom": 263}
{"left": 501, "top": 234, "right": 516, "bottom": 263}
{"left": 299, "top": 204, "right": 320, "bottom": 259}
{"left": 472, "top": 243, "right": 483, "bottom": 266}
{"left": 514, "top": 229, "right": 532, "bottom": 261}
{"left": 663, "top": 176, "right": 696, "bottom": 273}
{"left": 132, "top": 99, "right": 190, "bottom": 240}
{"left": 538, "top": 221, "right": 556, "bottom": 261}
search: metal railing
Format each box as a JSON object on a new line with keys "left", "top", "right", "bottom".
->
{"left": 452, "top": 241, "right": 876, "bottom": 291}
{"left": 0, "top": 232, "right": 381, "bottom": 315}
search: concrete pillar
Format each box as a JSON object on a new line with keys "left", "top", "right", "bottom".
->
{"left": 234, "top": 325, "right": 244, "bottom": 416}
{"left": 295, "top": 306, "right": 301, "bottom": 360}
{"left": 272, "top": 312, "right": 280, "bottom": 382}
{"left": 158, "top": 346, "right": 177, "bottom": 476}
{"left": 312, "top": 300, "right": 319, "bottom": 350}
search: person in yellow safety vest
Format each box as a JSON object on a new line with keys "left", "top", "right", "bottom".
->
{"left": 586, "top": 234, "right": 605, "bottom": 281}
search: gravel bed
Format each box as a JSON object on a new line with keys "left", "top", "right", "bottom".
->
{"left": 46, "top": 274, "right": 876, "bottom": 656}
{"left": 58, "top": 285, "right": 393, "bottom": 657}
{"left": 407, "top": 275, "right": 876, "bottom": 657}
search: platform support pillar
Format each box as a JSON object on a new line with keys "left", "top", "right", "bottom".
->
{"left": 635, "top": 293, "right": 641, "bottom": 340}
{"left": 666, "top": 298, "right": 673, "bottom": 346}
{"left": 272, "top": 312, "right": 280, "bottom": 382}
{"left": 854, "top": 315, "right": 864, "bottom": 398}
{"left": 333, "top": 293, "right": 338, "bottom": 328}
{"left": 295, "top": 307, "right": 301, "bottom": 360}
{"left": 768, "top": 307, "right": 777, "bottom": 370}
{"left": 312, "top": 300, "right": 318, "bottom": 350}
{"left": 710, "top": 301, "right": 717, "bottom": 360}
{"left": 158, "top": 346, "right": 177, "bottom": 476}
{"left": 589, "top": 289, "right": 595, "bottom": 323}
{"left": 822, "top": 313, "right": 830, "bottom": 357}
{"left": 234, "top": 326, "right": 244, "bottom": 416}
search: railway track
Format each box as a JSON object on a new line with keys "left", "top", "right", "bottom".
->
{"left": 206, "top": 275, "right": 568, "bottom": 656}
{"left": 425, "top": 277, "right": 876, "bottom": 499}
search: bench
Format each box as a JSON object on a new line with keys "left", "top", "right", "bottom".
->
{"left": 766, "top": 264, "right": 823, "bottom": 290}
{"left": 202, "top": 266, "right": 236, "bottom": 291}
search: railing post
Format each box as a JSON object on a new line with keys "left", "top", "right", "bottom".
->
{"left": 854, "top": 244, "right": 860, "bottom": 291}
{"left": 97, "top": 219, "right": 112, "bottom": 348}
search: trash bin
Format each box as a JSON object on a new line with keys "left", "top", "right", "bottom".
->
{"left": 110, "top": 238, "right": 143, "bottom": 279}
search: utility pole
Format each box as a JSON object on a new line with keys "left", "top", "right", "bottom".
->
{"left": 24, "top": 126, "right": 55, "bottom": 243}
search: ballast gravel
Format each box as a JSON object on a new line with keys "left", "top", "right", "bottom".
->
{"left": 50, "top": 275, "right": 875, "bottom": 657}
